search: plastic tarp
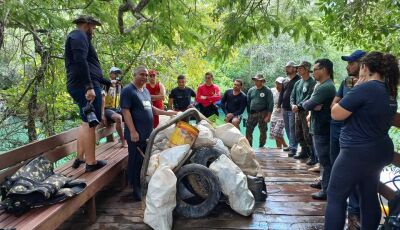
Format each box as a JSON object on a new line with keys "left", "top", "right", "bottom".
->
{"left": 230, "top": 137, "right": 261, "bottom": 176}
{"left": 193, "top": 124, "right": 216, "bottom": 148}
{"left": 215, "top": 123, "right": 244, "bottom": 148}
{"left": 209, "top": 154, "right": 255, "bottom": 216}
{"left": 144, "top": 166, "right": 177, "bottom": 230}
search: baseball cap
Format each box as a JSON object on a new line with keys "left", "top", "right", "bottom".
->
{"left": 149, "top": 70, "right": 157, "bottom": 76}
{"left": 275, "top": 77, "right": 285, "bottom": 84}
{"left": 295, "top": 61, "right": 313, "bottom": 72}
{"left": 109, "top": 67, "right": 122, "bottom": 74}
{"left": 286, "top": 61, "right": 297, "bottom": 67}
{"left": 341, "top": 50, "right": 367, "bottom": 62}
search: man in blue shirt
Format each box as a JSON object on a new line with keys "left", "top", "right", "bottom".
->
{"left": 329, "top": 50, "right": 366, "bottom": 228}
{"left": 65, "top": 15, "right": 116, "bottom": 172}
{"left": 121, "top": 66, "right": 177, "bottom": 201}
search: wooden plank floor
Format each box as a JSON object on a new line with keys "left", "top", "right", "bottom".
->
{"left": 59, "top": 149, "right": 325, "bottom": 230}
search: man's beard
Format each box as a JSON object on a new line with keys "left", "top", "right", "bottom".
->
{"left": 86, "top": 31, "right": 93, "bottom": 40}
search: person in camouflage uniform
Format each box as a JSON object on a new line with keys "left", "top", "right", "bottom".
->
{"left": 246, "top": 74, "right": 274, "bottom": 148}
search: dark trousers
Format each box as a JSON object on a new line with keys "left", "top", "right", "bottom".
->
{"left": 197, "top": 103, "right": 219, "bottom": 118}
{"left": 246, "top": 111, "right": 268, "bottom": 147}
{"left": 312, "top": 134, "right": 331, "bottom": 192}
{"left": 330, "top": 121, "right": 360, "bottom": 217}
{"left": 325, "top": 138, "right": 394, "bottom": 230}
{"left": 127, "top": 140, "right": 147, "bottom": 192}
{"left": 295, "top": 111, "right": 314, "bottom": 157}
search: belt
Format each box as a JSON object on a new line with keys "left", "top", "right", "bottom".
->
{"left": 250, "top": 110, "right": 265, "bottom": 114}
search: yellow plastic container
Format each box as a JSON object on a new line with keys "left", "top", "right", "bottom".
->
{"left": 169, "top": 121, "right": 199, "bottom": 147}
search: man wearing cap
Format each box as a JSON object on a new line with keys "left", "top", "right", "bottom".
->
{"left": 195, "top": 72, "right": 221, "bottom": 118}
{"left": 146, "top": 69, "right": 166, "bottom": 128}
{"left": 246, "top": 74, "right": 274, "bottom": 148}
{"left": 270, "top": 77, "right": 288, "bottom": 149}
{"left": 278, "top": 61, "right": 301, "bottom": 157}
{"left": 102, "top": 67, "right": 127, "bottom": 147}
{"left": 220, "top": 79, "right": 247, "bottom": 129}
{"left": 65, "top": 15, "right": 116, "bottom": 172}
{"left": 290, "top": 61, "right": 317, "bottom": 164}
{"left": 329, "top": 50, "right": 366, "bottom": 227}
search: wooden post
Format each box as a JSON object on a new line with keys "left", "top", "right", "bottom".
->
{"left": 86, "top": 197, "right": 97, "bottom": 224}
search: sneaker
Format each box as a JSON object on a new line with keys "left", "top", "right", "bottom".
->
{"left": 294, "top": 151, "right": 309, "bottom": 159}
{"left": 85, "top": 160, "right": 107, "bottom": 172}
{"left": 308, "top": 163, "right": 320, "bottom": 172}
{"left": 72, "top": 159, "right": 85, "bottom": 169}
{"left": 306, "top": 158, "right": 318, "bottom": 166}
{"left": 346, "top": 214, "right": 361, "bottom": 230}
{"left": 311, "top": 190, "right": 327, "bottom": 200}
{"left": 288, "top": 149, "right": 296, "bottom": 157}
{"left": 310, "top": 180, "right": 322, "bottom": 189}
{"left": 283, "top": 147, "right": 291, "bottom": 152}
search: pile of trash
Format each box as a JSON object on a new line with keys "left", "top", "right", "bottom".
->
{"left": 144, "top": 119, "right": 266, "bottom": 230}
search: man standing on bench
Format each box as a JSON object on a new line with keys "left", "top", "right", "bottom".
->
{"left": 65, "top": 15, "right": 116, "bottom": 172}
{"left": 121, "top": 66, "right": 177, "bottom": 201}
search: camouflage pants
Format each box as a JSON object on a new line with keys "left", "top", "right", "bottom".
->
{"left": 295, "top": 110, "right": 313, "bottom": 150}
{"left": 246, "top": 111, "right": 268, "bottom": 148}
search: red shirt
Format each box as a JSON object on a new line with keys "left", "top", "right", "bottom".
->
{"left": 146, "top": 82, "right": 163, "bottom": 109}
{"left": 195, "top": 83, "right": 221, "bottom": 107}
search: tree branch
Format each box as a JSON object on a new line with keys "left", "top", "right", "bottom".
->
{"left": 118, "top": 0, "right": 151, "bottom": 34}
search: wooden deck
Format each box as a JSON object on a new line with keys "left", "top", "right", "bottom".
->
{"left": 59, "top": 149, "right": 325, "bottom": 230}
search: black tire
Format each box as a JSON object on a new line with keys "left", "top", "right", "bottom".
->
{"left": 247, "top": 176, "right": 267, "bottom": 202}
{"left": 188, "top": 146, "right": 225, "bottom": 199}
{"left": 191, "top": 146, "right": 224, "bottom": 167}
{"left": 175, "top": 164, "right": 221, "bottom": 218}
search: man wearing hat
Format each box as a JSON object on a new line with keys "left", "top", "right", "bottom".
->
{"left": 65, "top": 15, "right": 115, "bottom": 172}
{"left": 102, "top": 67, "right": 127, "bottom": 147}
{"left": 246, "top": 74, "right": 274, "bottom": 148}
{"left": 290, "top": 61, "right": 317, "bottom": 164}
{"left": 329, "top": 50, "right": 366, "bottom": 228}
{"left": 278, "top": 61, "right": 301, "bottom": 156}
{"left": 146, "top": 69, "right": 166, "bottom": 128}
{"left": 270, "top": 77, "right": 288, "bottom": 149}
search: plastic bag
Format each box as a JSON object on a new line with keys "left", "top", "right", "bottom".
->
{"left": 159, "top": 144, "right": 191, "bottom": 169}
{"left": 193, "top": 124, "right": 216, "bottom": 148}
{"left": 209, "top": 154, "right": 255, "bottom": 216}
{"left": 214, "top": 138, "right": 231, "bottom": 158}
{"left": 146, "top": 153, "right": 160, "bottom": 181}
{"left": 230, "top": 137, "right": 260, "bottom": 176}
{"left": 215, "top": 123, "right": 244, "bottom": 148}
{"left": 144, "top": 166, "right": 177, "bottom": 230}
{"left": 198, "top": 120, "right": 216, "bottom": 135}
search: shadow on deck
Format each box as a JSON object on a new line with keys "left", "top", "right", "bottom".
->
{"left": 59, "top": 149, "right": 325, "bottom": 230}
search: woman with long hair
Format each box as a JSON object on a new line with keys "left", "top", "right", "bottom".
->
{"left": 326, "top": 51, "right": 399, "bottom": 229}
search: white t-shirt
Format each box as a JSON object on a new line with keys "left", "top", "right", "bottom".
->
{"left": 271, "top": 88, "right": 283, "bottom": 122}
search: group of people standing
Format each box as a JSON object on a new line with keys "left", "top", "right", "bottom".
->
{"left": 65, "top": 15, "right": 400, "bottom": 230}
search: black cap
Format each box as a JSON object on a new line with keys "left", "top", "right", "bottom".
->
{"left": 72, "top": 15, "right": 102, "bottom": 26}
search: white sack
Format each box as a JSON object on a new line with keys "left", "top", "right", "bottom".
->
{"left": 144, "top": 166, "right": 177, "bottom": 230}
{"left": 198, "top": 119, "right": 216, "bottom": 135}
{"left": 209, "top": 154, "right": 255, "bottom": 216}
{"left": 193, "top": 124, "right": 216, "bottom": 148}
{"left": 214, "top": 138, "right": 231, "bottom": 158}
{"left": 146, "top": 153, "right": 160, "bottom": 181}
{"left": 215, "top": 123, "right": 244, "bottom": 148}
{"left": 159, "top": 144, "right": 191, "bottom": 169}
{"left": 230, "top": 137, "right": 260, "bottom": 176}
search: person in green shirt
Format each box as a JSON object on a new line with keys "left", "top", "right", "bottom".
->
{"left": 246, "top": 74, "right": 274, "bottom": 149}
{"left": 301, "top": 59, "right": 336, "bottom": 200}
{"left": 290, "top": 61, "right": 317, "bottom": 164}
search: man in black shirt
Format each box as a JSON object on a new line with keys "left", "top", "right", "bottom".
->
{"left": 168, "top": 75, "right": 196, "bottom": 111}
{"left": 278, "top": 61, "right": 301, "bottom": 157}
{"left": 221, "top": 79, "right": 247, "bottom": 129}
{"left": 65, "top": 15, "right": 116, "bottom": 172}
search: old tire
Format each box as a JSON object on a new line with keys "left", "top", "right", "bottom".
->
{"left": 191, "top": 146, "right": 224, "bottom": 167}
{"left": 175, "top": 164, "right": 221, "bottom": 218}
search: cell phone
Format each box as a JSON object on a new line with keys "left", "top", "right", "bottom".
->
{"left": 345, "top": 76, "right": 355, "bottom": 88}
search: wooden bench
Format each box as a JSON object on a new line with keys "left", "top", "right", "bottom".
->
{"left": 0, "top": 124, "right": 128, "bottom": 230}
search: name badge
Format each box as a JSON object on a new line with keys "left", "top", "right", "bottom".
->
{"left": 142, "top": 101, "right": 152, "bottom": 110}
